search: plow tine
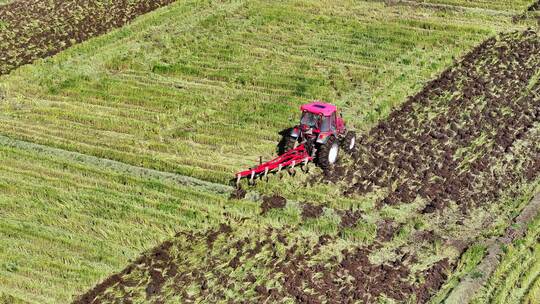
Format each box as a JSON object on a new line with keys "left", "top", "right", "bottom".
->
{"left": 264, "top": 167, "right": 269, "bottom": 181}
{"left": 249, "top": 170, "right": 256, "bottom": 185}
{"left": 234, "top": 143, "right": 312, "bottom": 186}
{"left": 288, "top": 161, "right": 297, "bottom": 176}
{"left": 288, "top": 167, "right": 296, "bottom": 176}
{"left": 301, "top": 157, "right": 310, "bottom": 173}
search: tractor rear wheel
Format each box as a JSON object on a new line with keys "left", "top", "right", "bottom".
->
{"left": 317, "top": 136, "right": 339, "bottom": 169}
{"left": 277, "top": 135, "right": 297, "bottom": 155}
{"left": 342, "top": 131, "right": 356, "bottom": 153}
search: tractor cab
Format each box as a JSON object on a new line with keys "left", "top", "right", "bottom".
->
{"left": 301, "top": 103, "right": 338, "bottom": 130}
{"left": 294, "top": 102, "right": 345, "bottom": 142}
{"left": 279, "top": 101, "right": 355, "bottom": 168}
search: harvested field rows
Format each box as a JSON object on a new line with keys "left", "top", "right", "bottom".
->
{"left": 0, "top": 141, "right": 435, "bottom": 303}
{"left": 77, "top": 183, "right": 540, "bottom": 302}
{"left": 406, "top": 0, "right": 533, "bottom": 11}
{"left": 472, "top": 214, "right": 540, "bottom": 304}
{"left": 76, "top": 30, "right": 540, "bottom": 303}
{"left": 0, "top": 0, "right": 175, "bottom": 75}
{"left": 0, "top": 0, "right": 527, "bottom": 184}
{"left": 0, "top": 0, "right": 538, "bottom": 303}
{"left": 0, "top": 144, "right": 249, "bottom": 303}
{"left": 76, "top": 222, "right": 448, "bottom": 303}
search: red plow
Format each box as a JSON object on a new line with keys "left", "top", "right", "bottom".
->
{"left": 235, "top": 143, "right": 313, "bottom": 186}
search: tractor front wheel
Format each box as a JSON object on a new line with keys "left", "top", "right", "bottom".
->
{"left": 278, "top": 135, "right": 297, "bottom": 155}
{"left": 317, "top": 136, "right": 339, "bottom": 169}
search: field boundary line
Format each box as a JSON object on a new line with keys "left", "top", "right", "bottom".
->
{"left": 368, "top": 0, "right": 517, "bottom": 16}
{"left": 444, "top": 189, "right": 540, "bottom": 303}
{"left": 0, "top": 135, "right": 233, "bottom": 195}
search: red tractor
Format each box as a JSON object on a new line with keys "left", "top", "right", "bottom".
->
{"left": 279, "top": 101, "right": 356, "bottom": 167}
{"left": 235, "top": 101, "right": 355, "bottom": 185}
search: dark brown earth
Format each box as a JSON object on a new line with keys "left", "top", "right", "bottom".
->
{"left": 266, "top": 242, "right": 439, "bottom": 304}
{"left": 229, "top": 187, "right": 247, "bottom": 200}
{"left": 0, "top": 0, "right": 176, "bottom": 75}
{"left": 376, "top": 219, "right": 400, "bottom": 242}
{"left": 415, "top": 259, "right": 450, "bottom": 303}
{"left": 528, "top": 0, "right": 540, "bottom": 11}
{"left": 76, "top": 225, "right": 449, "bottom": 304}
{"left": 337, "top": 209, "right": 363, "bottom": 228}
{"left": 74, "top": 240, "right": 176, "bottom": 304}
{"left": 512, "top": 0, "right": 540, "bottom": 23}
{"left": 260, "top": 195, "right": 287, "bottom": 214}
{"left": 74, "top": 227, "right": 235, "bottom": 304}
{"left": 294, "top": 29, "right": 539, "bottom": 303}
{"left": 301, "top": 202, "right": 324, "bottom": 219}
{"left": 329, "top": 30, "right": 540, "bottom": 216}
{"left": 206, "top": 224, "right": 232, "bottom": 248}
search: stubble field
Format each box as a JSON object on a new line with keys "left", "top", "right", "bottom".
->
{"left": 0, "top": 0, "right": 538, "bottom": 303}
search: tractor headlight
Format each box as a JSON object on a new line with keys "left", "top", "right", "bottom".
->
{"left": 316, "top": 133, "right": 328, "bottom": 144}
{"left": 291, "top": 127, "right": 300, "bottom": 138}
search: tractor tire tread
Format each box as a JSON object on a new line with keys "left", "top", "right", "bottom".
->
{"left": 317, "top": 136, "right": 337, "bottom": 169}
{"left": 278, "top": 135, "right": 297, "bottom": 155}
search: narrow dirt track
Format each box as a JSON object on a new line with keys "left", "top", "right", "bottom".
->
{"left": 0, "top": 135, "right": 232, "bottom": 194}
{"left": 0, "top": 0, "right": 176, "bottom": 75}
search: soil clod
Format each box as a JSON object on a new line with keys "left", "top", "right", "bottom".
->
{"left": 260, "top": 195, "right": 287, "bottom": 215}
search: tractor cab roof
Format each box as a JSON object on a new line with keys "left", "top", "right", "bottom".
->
{"left": 300, "top": 101, "right": 337, "bottom": 116}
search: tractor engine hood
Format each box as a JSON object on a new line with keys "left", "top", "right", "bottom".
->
{"left": 291, "top": 126, "right": 330, "bottom": 144}
{"left": 300, "top": 124, "right": 319, "bottom": 134}
{"left": 292, "top": 125, "right": 320, "bottom": 137}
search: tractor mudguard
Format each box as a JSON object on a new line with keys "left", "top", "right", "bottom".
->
{"left": 316, "top": 134, "right": 332, "bottom": 144}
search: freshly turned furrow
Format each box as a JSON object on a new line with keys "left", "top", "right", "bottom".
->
{"left": 332, "top": 30, "right": 540, "bottom": 214}
{"left": 73, "top": 214, "right": 452, "bottom": 304}
{"left": 0, "top": 0, "right": 176, "bottom": 75}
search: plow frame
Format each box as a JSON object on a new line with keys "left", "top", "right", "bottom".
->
{"left": 235, "top": 144, "right": 313, "bottom": 186}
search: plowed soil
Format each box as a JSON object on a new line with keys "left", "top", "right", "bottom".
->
{"left": 76, "top": 225, "right": 449, "bottom": 304}
{"left": 0, "top": 0, "right": 175, "bottom": 75}
{"left": 332, "top": 30, "right": 540, "bottom": 215}
{"left": 76, "top": 30, "right": 540, "bottom": 304}
{"left": 528, "top": 1, "right": 540, "bottom": 11}
{"left": 337, "top": 209, "right": 363, "bottom": 228}
{"left": 301, "top": 202, "right": 324, "bottom": 219}
{"left": 230, "top": 186, "right": 247, "bottom": 200}
{"left": 260, "top": 195, "right": 287, "bottom": 214}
